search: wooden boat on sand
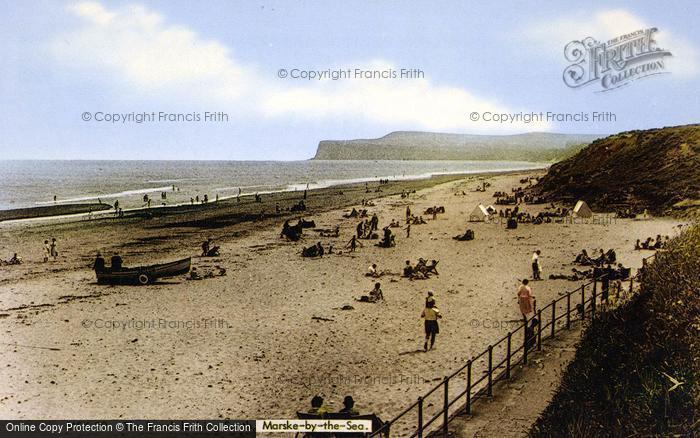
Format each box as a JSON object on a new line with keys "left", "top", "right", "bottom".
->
{"left": 96, "top": 257, "right": 191, "bottom": 285}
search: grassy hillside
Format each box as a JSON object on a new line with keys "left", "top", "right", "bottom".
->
{"left": 533, "top": 124, "right": 700, "bottom": 215}
{"left": 530, "top": 224, "right": 700, "bottom": 437}
{"left": 313, "top": 131, "right": 601, "bottom": 162}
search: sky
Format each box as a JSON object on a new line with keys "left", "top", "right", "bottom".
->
{"left": 0, "top": 0, "right": 698, "bottom": 160}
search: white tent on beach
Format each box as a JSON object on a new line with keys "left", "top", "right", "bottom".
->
{"left": 469, "top": 204, "right": 490, "bottom": 222}
{"left": 572, "top": 200, "right": 593, "bottom": 218}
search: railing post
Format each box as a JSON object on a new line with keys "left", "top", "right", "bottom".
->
{"left": 580, "top": 284, "right": 586, "bottom": 320}
{"left": 506, "top": 332, "right": 512, "bottom": 379}
{"left": 592, "top": 279, "right": 597, "bottom": 319}
{"left": 566, "top": 292, "right": 571, "bottom": 329}
{"left": 487, "top": 345, "right": 493, "bottom": 396}
{"left": 417, "top": 396, "right": 423, "bottom": 438}
{"left": 443, "top": 376, "right": 449, "bottom": 437}
{"left": 551, "top": 300, "right": 556, "bottom": 338}
{"left": 523, "top": 323, "right": 528, "bottom": 365}
{"left": 465, "top": 360, "right": 472, "bottom": 414}
{"left": 537, "top": 309, "right": 542, "bottom": 351}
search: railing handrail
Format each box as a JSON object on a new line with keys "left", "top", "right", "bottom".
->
{"left": 368, "top": 254, "right": 655, "bottom": 437}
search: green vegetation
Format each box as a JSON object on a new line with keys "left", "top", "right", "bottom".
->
{"left": 530, "top": 224, "right": 700, "bottom": 437}
{"left": 535, "top": 124, "right": 700, "bottom": 215}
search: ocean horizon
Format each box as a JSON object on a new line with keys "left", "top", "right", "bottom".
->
{"left": 0, "top": 159, "right": 547, "bottom": 211}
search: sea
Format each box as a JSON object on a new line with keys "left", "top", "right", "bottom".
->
{"left": 0, "top": 160, "right": 546, "bottom": 211}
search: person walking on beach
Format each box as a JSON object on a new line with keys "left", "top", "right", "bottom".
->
{"left": 346, "top": 236, "right": 362, "bottom": 252}
{"left": 406, "top": 206, "right": 411, "bottom": 222}
{"left": 531, "top": 250, "right": 542, "bottom": 280}
{"left": 517, "top": 279, "right": 535, "bottom": 323}
{"left": 405, "top": 223, "right": 411, "bottom": 238}
{"left": 421, "top": 297, "right": 442, "bottom": 352}
{"left": 49, "top": 238, "right": 58, "bottom": 260}
{"left": 43, "top": 240, "right": 50, "bottom": 262}
{"left": 356, "top": 221, "right": 364, "bottom": 239}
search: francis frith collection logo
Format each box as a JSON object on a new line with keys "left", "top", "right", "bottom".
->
{"left": 563, "top": 27, "right": 672, "bottom": 91}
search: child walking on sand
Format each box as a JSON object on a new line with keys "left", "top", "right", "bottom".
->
{"left": 421, "top": 297, "right": 442, "bottom": 352}
{"left": 49, "top": 238, "right": 58, "bottom": 260}
{"left": 43, "top": 240, "right": 50, "bottom": 262}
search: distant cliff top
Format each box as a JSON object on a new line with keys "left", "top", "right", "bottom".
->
{"left": 312, "top": 131, "right": 602, "bottom": 162}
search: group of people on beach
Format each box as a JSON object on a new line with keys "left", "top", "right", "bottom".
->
{"left": 43, "top": 238, "right": 58, "bottom": 262}
{"left": 635, "top": 235, "right": 669, "bottom": 250}
{"left": 92, "top": 252, "right": 123, "bottom": 272}
{"left": 402, "top": 258, "right": 439, "bottom": 280}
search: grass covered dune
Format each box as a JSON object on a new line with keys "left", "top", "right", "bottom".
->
{"left": 530, "top": 224, "right": 700, "bottom": 437}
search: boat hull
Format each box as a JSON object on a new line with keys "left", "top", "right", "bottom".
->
{"left": 96, "top": 257, "right": 191, "bottom": 285}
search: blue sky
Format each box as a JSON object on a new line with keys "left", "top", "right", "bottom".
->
{"left": 0, "top": 0, "right": 698, "bottom": 160}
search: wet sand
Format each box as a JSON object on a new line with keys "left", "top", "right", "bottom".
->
{"left": 0, "top": 171, "right": 683, "bottom": 435}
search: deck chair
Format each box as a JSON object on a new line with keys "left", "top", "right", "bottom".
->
{"left": 426, "top": 260, "right": 439, "bottom": 275}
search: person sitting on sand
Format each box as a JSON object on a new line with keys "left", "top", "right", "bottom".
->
{"left": 421, "top": 298, "right": 442, "bottom": 352}
{"left": 339, "top": 395, "right": 359, "bottom": 416}
{"left": 403, "top": 260, "right": 414, "bottom": 278}
{"left": 574, "top": 249, "right": 590, "bottom": 264}
{"left": 316, "top": 242, "right": 324, "bottom": 258}
{"left": 7, "top": 253, "right": 22, "bottom": 265}
{"left": 358, "top": 282, "right": 384, "bottom": 303}
{"left": 93, "top": 252, "right": 105, "bottom": 272}
{"left": 309, "top": 395, "right": 330, "bottom": 416}
{"left": 654, "top": 234, "right": 663, "bottom": 249}
{"left": 189, "top": 267, "right": 202, "bottom": 280}
{"left": 201, "top": 238, "right": 212, "bottom": 257}
{"left": 110, "top": 253, "right": 123, "bottom": 271}
{"left": 366, "top": 263, "right": 378, "bottom": 277}
{"left": 517, "top": 279, "right": 535, "bottom": 323}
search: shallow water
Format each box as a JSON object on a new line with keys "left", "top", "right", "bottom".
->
{"left": 0, "top": 160, "right": 546, "bottom": 210}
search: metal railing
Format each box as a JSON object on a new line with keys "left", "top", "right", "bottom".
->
{"left": 369, "top": 254, "right": 656, "bottom": 437}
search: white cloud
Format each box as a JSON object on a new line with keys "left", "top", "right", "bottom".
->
{"left": 52, "top": 1, "right": 549, "bottom": 132}
{"left": 53, "top": 1, "right": 258, "bottom": 102}
{"left": 526, "top": 9, "right": 698, "bottom": 77}
{"left": 261, "top": 60, "right": 549, "bottom": 132}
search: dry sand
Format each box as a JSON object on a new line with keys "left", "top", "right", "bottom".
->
{"left": 0, "top": 172, "right": 683, "bottom": 435}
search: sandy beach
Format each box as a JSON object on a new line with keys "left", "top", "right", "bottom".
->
{"left": 0, "top": 171, "right": 683, "bottom": 434}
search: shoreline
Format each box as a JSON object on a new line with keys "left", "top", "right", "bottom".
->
{"left": 0, "top": 167, "right": 546, "bottom": 226}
